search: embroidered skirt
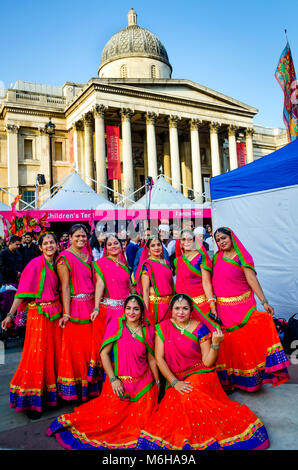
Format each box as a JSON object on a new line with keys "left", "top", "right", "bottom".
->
{"left": 10, "top": 304, "right": 62, "bottom": 412}
{"left": 137, "top": 372, "right": 269, "bottom": 450}
{"left": 47, "top": 378, "right": 158, "bottom": 449}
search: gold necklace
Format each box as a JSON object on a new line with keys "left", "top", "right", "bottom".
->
{"left": 126, "top": 323, "right": 141, "bottom": 339}
{"left": 70, "top": 247, "right": 88, "bottom": 261}
{"left": 172, "top": 319, "right": 191, "bottom": 335}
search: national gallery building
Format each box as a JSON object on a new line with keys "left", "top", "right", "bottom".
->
{"left": 0, "top": 8, "right": 287, "bottom": 207}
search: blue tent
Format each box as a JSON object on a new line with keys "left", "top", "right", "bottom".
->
{"left": 210, "top": 138, "right": 298, "bottom": 201}
{"left": 210, "top": 139, "right": 298, "bottom": 319}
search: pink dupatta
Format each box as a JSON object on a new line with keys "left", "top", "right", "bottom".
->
{"left": 100, "top": 316, "right": 155, "bottom": 401}
{"left": 15, "top": 255, "right": 61, "bottom": 319}
{"left": 212, "top": 228, "right": 257, "bottom": 328}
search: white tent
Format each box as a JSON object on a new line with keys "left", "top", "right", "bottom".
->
{"left": 129, "top": 176, "right": 203, "bottom": 210}
{"left": 39, "top": 172, "right": 117, "bottom": 210}
{"left": 210, "top": 139, "right": 298, "bottom": 320}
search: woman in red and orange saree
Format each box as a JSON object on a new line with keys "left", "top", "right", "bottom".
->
{"left": 57, "top": 224, "right": 99, "bottom": 402}
{"left": 175, "top": 229, "right": 220, "bottom": 332}
{"left": 88, "top": 234, "right": 133, "bottom": 384}
{"left": 137, "top": 294, "right": 270, "bottom": 450}
{"left": 46, "top": 295, "right": 159, "bottom": 450}
{"left": 136, "top": 236, "right": 174, "bottom": 325}
{"left": 212, "top": 227, "right": 290, "bottom": 392}
{"left": 1, "top": 233, "right": 62, "bottom": 415}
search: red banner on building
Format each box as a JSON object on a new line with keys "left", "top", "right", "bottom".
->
{"left": 106, "top": 126, "right": 121, "bottom": 180}
{"left": 236, "top": 142, "right": 246, "bottom": 167}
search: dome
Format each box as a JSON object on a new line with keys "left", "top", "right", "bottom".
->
{"left": 98, "top": 9, "right": 172, "bottom": 78}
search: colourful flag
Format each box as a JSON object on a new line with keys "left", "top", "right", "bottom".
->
{"left": 275, "top": 41, "right": 298, "bottom": 142}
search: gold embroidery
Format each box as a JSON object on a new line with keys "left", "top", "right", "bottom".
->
{"left": 216, "top": 290, "right": 252, "bottom": 305}
{"left": 149, "top": 295, "right": 172, "bottom": 303}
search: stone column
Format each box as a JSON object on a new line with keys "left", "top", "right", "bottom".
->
{"left": 245, "top": 128, "right": 254, "bottom": 164}
{"left": 83, "top": 112, "right": 95, "bottom": 188}
{"left": 121, "top": 108, "right": 134, "bottom": 201}
{"left": 228, "top": 125, "right": 238, "bottom": 171}
{"left": 168, "top": 115, "right": 181, "bottom": 191}
{"left": 6, "top": 124, "right": 19, "bottom": 204}
{"left": 93, "top": 104, "right": 107, "bottom": 197}
{"left": 209, "top": 122, "right": 221, "bottom": 177}
{"left": 163, "top": 135, "right": 171, "bottom": 180}
{"left": 190, "top": 119, "right": 203, "bottom": 202}
{"left": 146, "top": 112, "right": 158, "bottom": 181}
{"left": 39, "top": 126, "right": 50, "bottom": 190}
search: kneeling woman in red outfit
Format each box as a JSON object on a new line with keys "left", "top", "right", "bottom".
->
{"left": 47, "top": 295, "right": 159, "bottom": 450}
{"left": 137, "top": 294, "right": 270, "bottom": 450}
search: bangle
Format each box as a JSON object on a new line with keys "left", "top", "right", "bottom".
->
{"left": 94, "top": 307, "right": 100, "bottom": 312}
{"left": 110, "top": 376, "right": 118, "bottom": 383}
{"left": 7, "top": 312, "right": 15, "bottom": 319}
{"left": 156, "top": 380, "right": 160, "bottom": 385}
{"left": 261, "top": 298, "right": 268, "bottom": 305}
{"left": 207, "top": 298, "right": 216, "bottom": 304}
{"left": 211, "top": 343, "right": 220, "bottom": 350}
{"left": 63, "top": 314, "right": 70, "bottom": 318}
{"left": 170, "top": 378, "right": 179, "bottom": 387}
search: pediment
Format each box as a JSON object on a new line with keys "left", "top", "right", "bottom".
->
{"left": 92, "top": 78, "right": 258, "bottom": 116}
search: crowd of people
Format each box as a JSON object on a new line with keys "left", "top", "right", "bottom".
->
{"left": 0, "top": 221, "right": 291, "bottom": 450}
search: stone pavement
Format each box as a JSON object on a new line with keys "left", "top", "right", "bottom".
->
{"left": 0, "top": 337, "right": 298, "bottom": 450}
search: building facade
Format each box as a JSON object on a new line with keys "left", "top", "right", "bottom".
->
{"left": 0, "top": 8, "right": 287, "bottom": 207}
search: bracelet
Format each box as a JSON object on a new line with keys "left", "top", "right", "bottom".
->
{"left": 207, "top": 298, "right": 216, "bottom": 304}
{"left": 211, "top": 343, "right": 221, "bottom": 350}
{"left": 94, "top": 307, "right": 100, "bottom": 312}
{"left": 110, "top": 376, "right": 119, "bottom": 383}
{"left": 261, "top": 298, "right": 268, "bottom": 305}
{"left": 156, "top": 380, "right": 160, "bottom": 385}
{"left": 170, "top": 378, "right": 179, "bottom": 387}
{"left": 63, "top": 314, "right": 70, "bottom": 318}
{"left": 7, "top": 312, "right": 15, "bottom": 319}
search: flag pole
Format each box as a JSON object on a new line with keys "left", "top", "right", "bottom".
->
{"left": 284, "top": 29, "right": 289, "bottom": 44}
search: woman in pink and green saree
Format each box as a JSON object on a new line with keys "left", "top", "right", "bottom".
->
{"left": 46, "top": 295, "right": 159, "bottom": 450}
{"left": 212, "top": 227, "right": 290, "bottom": 392}
{"left": 137, "top": 294, "right": 270, "bottom": 450}
{"left": 1, "top": 233, "right": 62, "bottom": 415}
{"left": 136, "top": 236, "right": 174, "bottom": 326}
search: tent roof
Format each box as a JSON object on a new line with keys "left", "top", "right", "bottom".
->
{"left": 130, "top": 176, "right": 199, "bottom": 209}
{"left": 210, "top": 139, "right": 298, "bottom": 201}
{"left": 40, "top": 172, "right": 117, "bottom": 210}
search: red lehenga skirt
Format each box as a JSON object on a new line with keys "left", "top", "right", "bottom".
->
{"left": 10, "top": 303, "right": 62, "bottom": 413}
{"left": 137, "top": 372, "right": 269, "bottom": 450}
{"left": 47, "top": 378, "right": 158, "bottom": 449}
{"left": 216, "top": 310, "right": 290, "bottom": 392}
{"left": 148, "top": 295, "right": 172, "bottom": 325}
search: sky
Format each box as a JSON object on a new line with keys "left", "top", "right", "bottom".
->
{"left": 1, "top": 0, "right": 297, "bottom": 129}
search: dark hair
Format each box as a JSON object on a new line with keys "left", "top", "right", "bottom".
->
{"left": 38, "top": 232, "right": 58, "bottom": 247}
{"left": 170, "top": 293, "right": 194, "bottom": 312}
{"left": 9, "top": 235, "right": 21, "bottom": 244}
{"left": 24, "top": 232, "right": 34, "bottom": 238}
{"left": 146, "top": 235, "right": 162, "bottom": 249}
{"left": 69, "top": 224, "right": 89, "bottom": 238}
{"left": 214, "top": 227, "right": 231, "bottom": 239}
{"left": 124, "top": 295, "right": 145, "bottom": 315}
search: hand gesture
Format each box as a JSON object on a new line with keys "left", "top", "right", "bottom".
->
{"left": 263, "top": 302, "right": 274, "bottom": 316}
{"left": 59, "top": 315, "right": 70, "bottom": 328}
{"left": 90, "top": 310, "right": 99, "bottom": 322}
{"left": 211, "top": 328, "right": 224, "bottom": 347}
{"left": 174, "top": 380, "right": 193, "bottom": 395}
{"left": 1, "top": 316, "right": 13, "bottom": 331}
{"left": 112, "top": 379, "right": 125, "bottom": 397}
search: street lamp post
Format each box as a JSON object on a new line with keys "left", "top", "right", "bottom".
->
{"left": 45, "top": 118, "right": 55, "bottom": 193}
